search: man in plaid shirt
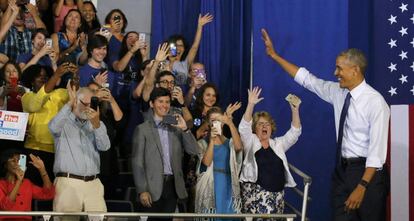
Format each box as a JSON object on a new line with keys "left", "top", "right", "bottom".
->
{"left": 0, "top": 0, "right": 46, "bottom": 62}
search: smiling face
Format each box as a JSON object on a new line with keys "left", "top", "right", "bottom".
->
{"left": 334, "top": 55, "right": 362, "bottom": 90}
{"left": 150, "top": 95, "right": 171, "bottom": 118}
{"left": 32, "top": 32, "right": 46, "bottom": 51}
{"left": 202, "top": 87, "right": 217, "bottom": 109}
{"left": 82, "top": 3, "right": 96, "bottom": 23}
{"left": 91, "top": 46, "right": 107, "bottom": 63}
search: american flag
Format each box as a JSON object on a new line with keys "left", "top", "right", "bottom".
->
{"left": 374, "top": 1, "right": 414, "bottom": 221}
{"left": 373, "top": 0, "right": 414, "bottom": 104}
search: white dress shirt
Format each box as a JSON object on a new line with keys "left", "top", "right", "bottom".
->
{"left": 294, "top": 67, "right": 390, "bottom": 168}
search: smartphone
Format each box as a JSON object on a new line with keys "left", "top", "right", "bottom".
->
{"left": 212, "top": 120, "right": 222, "bottom": 136}
{"left": 139, "top": 33, "right": 146, "bottom": 42}
{"left": 162, "top": 114, "right": 178, "bottom": 125}
{"left": 18, "top": 154, "right": 27, "bottom": 171}
{"left": 114, "top": 15, "right": 121, "bottom": 22}
{"left": 9, "top": 76, "right": 18, "bottom": 87}
{"left": 29, "top": 0, "right": 36, "bottom": 5}
{"left": 45, "top": 38, "right": 52, "bottom": 48}
{"left": 170, "top": 43, "right": 177, "bottom": 57}
{"left": 90, "top": 96, "right": 99, "bottom": 111}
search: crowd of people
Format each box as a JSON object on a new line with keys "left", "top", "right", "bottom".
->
{"left": 0, "top": 1, "right": 389, "bottom": 221}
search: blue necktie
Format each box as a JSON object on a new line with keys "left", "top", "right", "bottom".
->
{"left": 336, "top": 92, "right": 352, "bottom": 164}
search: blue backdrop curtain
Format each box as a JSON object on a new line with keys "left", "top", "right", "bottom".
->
{"left": 151, "top": 0, "right": 252, "bottom": 121}
{"left": 151, "top": 0, "right": 400, "bottom": 220}
{"left": 252, "top": 1, "right": 347, "bottom": 220}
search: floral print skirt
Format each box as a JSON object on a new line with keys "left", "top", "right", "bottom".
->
{"left": 241, "top": 182, "right": 285, "bottom": 216}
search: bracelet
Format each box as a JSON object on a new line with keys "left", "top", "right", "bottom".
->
{"left": 40, "top": 172, "right": 48, "bottom": 177}
{"left": 359, "top": 179, "right": 369, "bottom": 188}
{"left": 183, "top": 128, "right": 190, "bottom": 132}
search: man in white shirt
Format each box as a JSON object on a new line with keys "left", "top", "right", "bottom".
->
{"left": 261, "top": 29, "right": 389, "bottom": 221}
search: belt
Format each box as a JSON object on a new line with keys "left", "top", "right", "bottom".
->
{"left": 56, "top": 172, "right": 98, "bottom": 182}
{"left": 163, "top": 175, "right": 174, "bottom": 182}
{"left": 341, "top": 157, "right": 366, "bottom": 167}
{"left": 214, "top": 168, "right": 230, "bottom": 174}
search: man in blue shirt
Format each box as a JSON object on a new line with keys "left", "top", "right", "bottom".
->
{"left": 49, "top": 84, "right": 110, "bottom": 219}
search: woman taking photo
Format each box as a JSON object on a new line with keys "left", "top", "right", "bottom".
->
{"left": 238, "top": 87, "right": 302, "bottom": 215}
{"left": 195, "top": 106, "right": 243, "bottom": 217}
{"left": 0, "top": 149, "right": 54, "bottom": 220}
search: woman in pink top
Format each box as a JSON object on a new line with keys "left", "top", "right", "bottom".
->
{"left": 53, "top": 0, "right": 84, "bottom": 32}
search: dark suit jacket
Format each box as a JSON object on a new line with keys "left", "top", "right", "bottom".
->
{"left": 131, "top": 117, "right": 199, "bottom": 201}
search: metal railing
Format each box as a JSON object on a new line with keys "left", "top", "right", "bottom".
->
{"left": 0, "top": 211, "right": 297, "bottom": 221}
{"left": 287, "top": 163, "right": 312, "bottom": 221}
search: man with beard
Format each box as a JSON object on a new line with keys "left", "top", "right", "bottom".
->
{"left": 49, "top": 83, "right": 110, "bottom": 220}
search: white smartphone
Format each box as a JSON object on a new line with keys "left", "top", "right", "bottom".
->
{"left": 45, "top": 38, "right": 52, "bottom": 48}
{"left": 139, "top": 33, "right": 146, "bottom": 42}
{"left": 29, "top": 0, "right": 36, "bottom": 6}
{"left": 18, "top": 154, "right": 27, "bottom": 171}
{"left": 212, "top": 121, "right": 222, "bottom": 136}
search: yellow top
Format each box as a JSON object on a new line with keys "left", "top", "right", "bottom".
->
{"left": 22, "top": 86, "right": 69, "bottom": 153}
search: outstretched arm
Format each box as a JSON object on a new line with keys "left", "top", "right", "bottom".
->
{"left": 186, "top": 13, "right": 213, "bottom": 66}
{"left": 261, "top": 29, "right": 299, "bottom": 77}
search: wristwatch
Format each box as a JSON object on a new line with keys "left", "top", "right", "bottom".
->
{"left": 359, "top": 179, "right": 369, "bottom": 188}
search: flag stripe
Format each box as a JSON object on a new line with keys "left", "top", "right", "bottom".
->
{"left": 390, "top": 105, "right": 409, "bottom": 221}
{"left": 410, "top": 105, "right": 414, "bottom": 221}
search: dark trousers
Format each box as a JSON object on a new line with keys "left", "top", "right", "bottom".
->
{"left": 332, "top": 158, "right": 388, "bottom": 221}
{"left": 142, "top": 176, "right": 178, "bottom": 221}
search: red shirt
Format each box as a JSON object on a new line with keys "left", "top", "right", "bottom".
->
{"left": 0, "top": 179, "right": 55, "bottom": 220}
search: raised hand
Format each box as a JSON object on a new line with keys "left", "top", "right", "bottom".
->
{"left": 94, "top": 71, "right": 108, "bottom": 86}
{"left": 225, "top": 102, "right": 242, "bottom": 119}
{"left": 198, "top": 13, "right": 214, "bottom": 27}
{"left": 172, "top": 86, "right": 184, "bottom": 105}
{"left": 29, "top": 154, "right": 45, "bottom": 171}
{"left": 26, "top": 3, "right": 39, "bottom": 16}
{"left": 66, "top": 79, "right": 77, "bottom": 108}
{"left": 86, "top": 107, "right": 100, "bottom": 129}
{"left": 248, "top": 87, "right": 264, "bottom": 105}
{"left": 261, "top": 29, "right": 277, "bottom": 58}
{"left": 155, "top": 43, "right": 169, "bottom": 62}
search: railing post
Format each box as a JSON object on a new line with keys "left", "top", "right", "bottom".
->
{"left": 42, "top": 215, "right": 51, "bottom": 221}
{"left": 245, "top": 217, "right": 253, "bottom": 221}
{"left": 87, "top": 214, "right": 105, "bottom": 221}
{"left": 301, "top": 182, "right": 311, "bottom": 221}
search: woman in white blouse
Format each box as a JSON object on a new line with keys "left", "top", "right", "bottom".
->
{"left": 238, "top": 86, "right": 302, "bottom": 215}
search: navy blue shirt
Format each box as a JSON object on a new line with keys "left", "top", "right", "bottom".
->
{"left": 255, "top": 147, "right": 286, "bottom": 192}
{"left": 17, "top": 52, "right": 53, "bottom": 68}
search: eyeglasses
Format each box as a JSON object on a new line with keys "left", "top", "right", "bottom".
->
{"left": 257, "top": 122, "right": 271, "bottom": 127}
{"left": 159, "top": 80, "right": 175, "bottom": 86}
{"left": 79, "top": 99, "right": 90, "bottom": 107}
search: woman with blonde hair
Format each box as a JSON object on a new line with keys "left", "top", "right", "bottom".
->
{"left": 238, "top": 87, "right": 302, "bottom": 215}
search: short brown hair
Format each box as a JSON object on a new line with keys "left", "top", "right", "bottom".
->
{"left": 252, "top": 111, "right": 276, "bottom": 133}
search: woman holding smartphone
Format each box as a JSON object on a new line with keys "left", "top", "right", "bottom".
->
{"left": 0, "top": 149, "right": 54, "bottom": 220}
{"left": 0, "top": 61, "right": 25, "bottom": 112}
{"left": 194, "top": 105, "right": 243, "bottom": 218}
